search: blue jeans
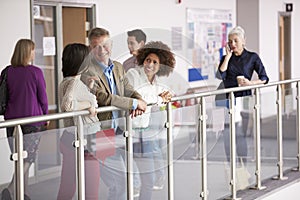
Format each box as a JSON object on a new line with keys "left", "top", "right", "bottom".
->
{"left": 99, "top": 149, "right": 126, "bottom": 200}
{"left": 134, "top": 140, "right": 155, "bottom": 200}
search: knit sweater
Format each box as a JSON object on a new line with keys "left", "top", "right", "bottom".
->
{"left": 59, "top": 75, "right": 99, "bottom": 130}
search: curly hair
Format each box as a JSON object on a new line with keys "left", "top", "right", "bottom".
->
{"left": 136, "top": 41, "right": 175, "bottom": 77}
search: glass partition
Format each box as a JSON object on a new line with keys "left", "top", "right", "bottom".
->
{"left": 83, "top": 117, "right": 127, "bottom": 200}
{"left": 282, "top": 87, "right": 297, "bottom": 169}
{"left": 172, "top": 105, "right": 201, "bottom": 200}
{"left": 0, "top": 133, "right": 15, "bottom": 199}
{"left": 260, "top": 88, "right": 286, "bottom": 180}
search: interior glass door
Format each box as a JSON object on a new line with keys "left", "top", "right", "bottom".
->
{"left": 32, "top": 1, "right": 96, "bottom": 176}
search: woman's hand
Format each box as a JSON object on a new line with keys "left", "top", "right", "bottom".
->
{"left": 45, "top": 121, "right": 50, "bottom": 127}
{"left": 88, "top": 106, "right": 97, "bottom": 117}
{"left": 239, "top": 78, "right": 257, "bottom": 86}
{"left": 219, "top": 44, "right": 232, "bottom": 72}
{"left": 225, "top": 44, "right": 233, "bottom": 58}
{"left": 87, "top": 76, "right": 98, "bottom": 89}
{"left": 159, "top": 91, "right": 172, "bottom": 103}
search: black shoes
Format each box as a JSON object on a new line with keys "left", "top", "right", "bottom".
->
{"left": 1, "top": 188, "right": 31, "bottom": 200}
{"left": 1, "top": 188, "right": 12, "bottom": 200}
{"left": 24, "top": 194, "right": 31, "bottom": 200}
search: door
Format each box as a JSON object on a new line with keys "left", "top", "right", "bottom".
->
{"left": 32, "top": 1, "right": 95, "bottom": 175}
{"left": 278, "top": 12, "right": 292, "bottom": 113}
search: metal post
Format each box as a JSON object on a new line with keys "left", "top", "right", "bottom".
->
{"left": 293, "top": 82, "right": 300, "bottom": 171}
{"left": 228, "top": 92, "right": 240, "bottom": 200}
{"left": 199, "top": 97, "right": 208, "bottom": 199}
{"left": 166, "top": 102, "right": 174, "bottom": 200}
{"left": 75, "top": 116, "right": 86, "bottom": 200}
{"left": 125, "top": 115, "right": 134, "bottom": 200}
{"left": 14, "top": 125, "right": 25, "bottom": 200}
{"left": 251, "top": 88, "right": 266, "bottom": 190}
{"left": 273, "top": 85, "right": 288, "bottom": 180}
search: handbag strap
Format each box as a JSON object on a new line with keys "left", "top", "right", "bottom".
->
{"left": 0, "top": 66, "right": 9, "bottom": 81}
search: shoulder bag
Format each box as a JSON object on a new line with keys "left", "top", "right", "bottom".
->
{"left": 0, "top": 66, "right": 9, "bottom": 115}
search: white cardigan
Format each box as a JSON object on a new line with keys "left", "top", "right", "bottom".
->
{"left": 59, "top": 75, "right": 100, "bottom": 133}
{"left": 126, "top": 67, "right": 171, "bottom": 128}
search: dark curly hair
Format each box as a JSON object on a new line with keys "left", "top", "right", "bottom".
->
{"left": 136, "top": 41, "right": 175, "bottom": 77}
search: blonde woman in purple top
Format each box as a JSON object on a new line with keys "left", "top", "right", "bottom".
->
{"left": 1, "top": 39, "right": 48, "bottom": 200}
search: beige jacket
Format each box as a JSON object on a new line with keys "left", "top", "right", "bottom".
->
{"left": 81, "top": 60, "right": 142, "bottom": 121}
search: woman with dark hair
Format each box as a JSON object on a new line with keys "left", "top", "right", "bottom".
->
{"left": 1, "top": 39, "right": 48, "bottom": 200}
{"left": 57, "top": 43, "right": 100, "bottom": 200}
{"left": 126, "top": 41, "right": 175, "bottom": 200}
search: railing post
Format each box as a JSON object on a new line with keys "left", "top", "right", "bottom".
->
{"left": 125, "top": 115, "right": 134, "bottom": 200}
{"left": 13, "top": 125, "right": 25, "bottom": 200}
{"left": 273, "top": 85, "right": 288, "bottom": 180}
{"left": 166, "top": 102, "right": 174, "bottom": 200}
{"left": 228, "top": 92, "right": 239, "bottom": 200}
{"left": 75, "top": 116, "right": 86, "bottom": 200}
{"left": 293, "top": 81, "right": 300, "bottom": 171}
{"left": 251, "top": 88, "right": 266, "bottom": 190}
{"left": 199, "top": 97, "right": 208, "bottom": 199}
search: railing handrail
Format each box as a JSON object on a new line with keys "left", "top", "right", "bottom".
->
{"left": 172, "top": 78, "right": 300, "bottom": 101}
{"left": 0, "top": 105, "right": 120, "bottom": 128}
{"left": 1, "top": 78, "right": 300, "bottom": 129}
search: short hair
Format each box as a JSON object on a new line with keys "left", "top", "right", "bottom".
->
{"left": 136, "top": 41, "right": 175, "bottom": 77}
{"left": 10, "top": 39, "right": 35, "bottom": 66}
{"left": 127, "top": 29, "right": 147, "bottom": 43}
{"left": 62, "top": 43, "right": 90, "bottom": 77}
{"left": 88, "top": 27, "right": 110, "bottom": 43}
{"left": 228, "top": 26, "right": 245, "bottom": 40}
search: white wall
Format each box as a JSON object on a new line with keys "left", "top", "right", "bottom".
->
{"left": 0, "top": 0, "right": 32, "bottom": 183}
{"left": 96, "top": 0, "right": 236, "bottom": 37}
{"left": 260, "top": 0, "right": 300, "bottom": 81}
{"left": 0, "top": 0, "right": 31, "bottom": 70}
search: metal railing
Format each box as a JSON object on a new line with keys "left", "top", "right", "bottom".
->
{"left": 1, "top": 78, "right": 300, "bottom": 200}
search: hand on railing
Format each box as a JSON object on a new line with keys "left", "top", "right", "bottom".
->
{"left": 159, "top": 91, "right": 173, "bottom": 103}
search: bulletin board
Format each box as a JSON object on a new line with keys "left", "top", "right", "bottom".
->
{"left": 186, "top": 8, "right": 233, "bottom": 82}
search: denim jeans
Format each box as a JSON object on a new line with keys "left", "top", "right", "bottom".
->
{"left": 134, "top": 140, "right": 155, "bottom": 200}
{"left": 99, "top": 148, "right": 126, "bottom": 200}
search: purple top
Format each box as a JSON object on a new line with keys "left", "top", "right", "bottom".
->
{"left": 2, "top": 65, "right": 48, "bottom": 126}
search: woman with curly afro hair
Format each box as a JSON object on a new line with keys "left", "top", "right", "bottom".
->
{"left": 126, "top": 41, "right": 175, "bottom": 200}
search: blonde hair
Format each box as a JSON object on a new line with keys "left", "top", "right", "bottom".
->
{"left": 11, "top": 39, "right": 35, "bottom": 66}
{"left": 228, "top": 26, "right": 245, "bottom": 40}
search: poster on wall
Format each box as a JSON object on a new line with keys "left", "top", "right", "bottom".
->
{"left": 186, "top": 8, "right": 232, "bottom": 82}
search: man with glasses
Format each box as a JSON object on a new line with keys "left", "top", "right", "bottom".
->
{"left": 81, "top": 27, "right": 147, "bottom": 200}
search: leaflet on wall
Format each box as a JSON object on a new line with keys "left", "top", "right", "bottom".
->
{"left": 43, "top": 37, "right": 56, "bottom": 56}
{"left": 186, "top": 8, "right": 232, "bottom": 82}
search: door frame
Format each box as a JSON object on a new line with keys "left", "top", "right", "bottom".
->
{"left": 31, "top": 0, "right": 96, "bottom": 91}
{"left": 278, "top": 11, "right": 292, "bottom": 113}
{"left": 30, "top": 0, "right": 96, "bottom": 181}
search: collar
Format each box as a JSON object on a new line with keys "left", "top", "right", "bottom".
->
{"left": 97, "top": 59, "right": 114, "bottom": 73}
{"left": 138, "top": 66, "right": 158, "bottom": 85}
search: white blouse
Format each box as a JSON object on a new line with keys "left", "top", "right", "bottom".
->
{"left": 126, "top": 67, "right": 172, "bottom": 128}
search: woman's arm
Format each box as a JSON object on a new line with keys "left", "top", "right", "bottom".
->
{"left": 219, "top": 45, "right": 232, "bottom": 72}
